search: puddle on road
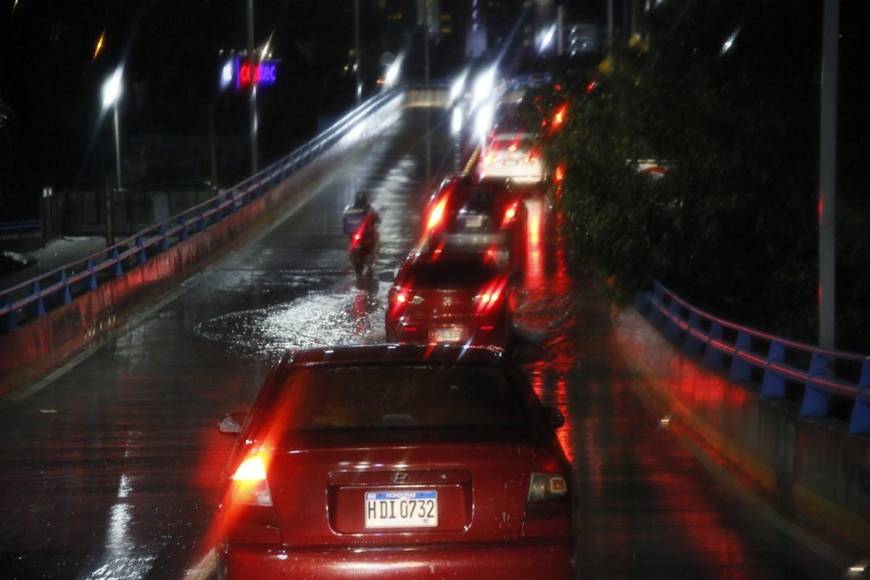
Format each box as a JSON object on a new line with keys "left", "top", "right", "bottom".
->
{"left": 194, "top": 283, "right": 388, "bottom": 358}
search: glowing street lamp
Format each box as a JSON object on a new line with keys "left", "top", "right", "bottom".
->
{"left": 383, "top": 55, "right": 403, "bottom": 89}
{"left": 101, "top": 68, "right": 123, "bottom": 191}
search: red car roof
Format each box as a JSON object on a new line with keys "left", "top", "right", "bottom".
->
{"left": 283, "top": 343, "right": 505, "bottom": 368}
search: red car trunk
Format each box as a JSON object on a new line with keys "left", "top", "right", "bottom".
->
{"left": 402, "top": 288, "right": 478, "bottom": 321}
{"left": 266, "top": 437, "right": 534, "bottom": 547}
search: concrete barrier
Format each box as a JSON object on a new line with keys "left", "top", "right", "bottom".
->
{"left": 613, "top": 306, "right": 870, "bottom": 553}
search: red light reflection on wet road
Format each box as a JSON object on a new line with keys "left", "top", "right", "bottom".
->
{"left": 520, "top": 200, "right": 576, "bottom": 463}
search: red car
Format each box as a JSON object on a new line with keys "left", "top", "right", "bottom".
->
{"left": 421, "top": 176, "right": 527, "bottom": 271}
{"left": 216, "top": 344, "right": 573, "bottom": 579}
{"left": 385, "top": 246, "right": 512, "bottom": 347}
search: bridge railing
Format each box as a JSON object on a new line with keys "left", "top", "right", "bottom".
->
{"left": 636, "top": 280, "right": 870, "bottom": 435}
{"left": 0, "top": 220, "right": 41, "bottom": 235}
{"left": 0, "top": 86, "right": 405, "bottom": 333}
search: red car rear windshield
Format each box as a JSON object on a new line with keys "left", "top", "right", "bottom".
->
{"left": 406, "top": 260, "right": 499, "bottom": 288}
{"left": 268, "top": 365, "right": 529, "bottom": 431}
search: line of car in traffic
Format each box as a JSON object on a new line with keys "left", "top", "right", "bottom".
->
{"left": 211, "top": 103, "right": 574, "bottom": 578}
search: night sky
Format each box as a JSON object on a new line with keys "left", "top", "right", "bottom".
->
{"left": 0, "top": 0, "right": 423, "bottom": 217}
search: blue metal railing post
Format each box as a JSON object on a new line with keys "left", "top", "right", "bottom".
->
{"left": 178, "top": 217, "right": 189, "bottom": 241}
{"left": 729, "top": 332, "right": 753, "bottom": 382}
{"left": 59, "top": 270, "right": 72, "bottom": 305}
{"left": 801, "top": 352, "right": 832, "bottom": 417}
{"left": 110, "top": 248, "right": 123, "bottom": 277}
{"left": 135, "top": 236, "right": 147, "bottom": 265}
{"left": 159, "top": 225, "right": 169, "bottom": 252}
{"left": 848, "top": 360, "right": 870, "bottom": 434}
{"left": 1, "top": 294, "right": 15, "bottom": 332}
{"left": 86, "top": 258, "right": 98, "bottom": 290}
{"left": 682, "top": 311, "right": 704, "bottom": 355}
{"left": 760, "top": 341, "right": 786, "bottom": 398}
{"left": 31, "top": 281, "right": 46, "bottom": 317}
{"left": 663, "top": 300, "right": 683, "bottom": 341}
{"left": 702, "top": 322, "right": 724, "bottom": 369}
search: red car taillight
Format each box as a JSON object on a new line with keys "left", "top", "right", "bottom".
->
{"left": 502, "top": 202, "right": 520, "bottom": 228}
{"left": 389, "top": 286, "right": 411, "bottom": 316}
{"left": 522, "top": 470, "right": 571, "bottom": 539}
{"left": 425, "top": 195, "right": 449, "bottom": 236}
{"left": 231, "top": 453, "right": 273, "bottom": 507}
{"left": 224, "top": 450, "right": 281, "bottom": 545}
{"left": 474, "top": 278, "right": 507, "bottom": 313}
{"left": 527, "top": 472, "right": 568, "bottom": 503}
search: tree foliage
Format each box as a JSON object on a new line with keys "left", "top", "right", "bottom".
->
{"left": 550, "top": 0, "right": 870, "bottom": 351}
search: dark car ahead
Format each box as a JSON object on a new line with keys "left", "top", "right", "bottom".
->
{"left": 385, "top": 246, "right": 512, "bottom": 347}
{"left": 421, "top": 176, "right": 527, "bottom": 269}
{"left": 217, "top": 344, "right": 573, "bottom": 579}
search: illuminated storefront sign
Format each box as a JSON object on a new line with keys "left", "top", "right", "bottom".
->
{"left": 232, "top": 56, "right": 278, "bottom": 90}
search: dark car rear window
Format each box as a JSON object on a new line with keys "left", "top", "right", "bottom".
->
{"left": 406, "top": 259, "right": 499, "bottom": 288}
{"left": 268, "top": 365, "right": 529, "bottom": 431}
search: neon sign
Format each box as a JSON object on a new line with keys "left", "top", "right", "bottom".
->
{"left": 233, "top": 56, "right": 278, "bottom": 90}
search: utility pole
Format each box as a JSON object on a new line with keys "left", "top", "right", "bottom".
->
{"left": 112, "top": 103, "right": 122, "bottom": 191}
{"left": 246, "top": 0, "right": 258, "bottom": 174}
{"left": 607, "top": 0, "right": 614, "bottom": 51}
{"left": 818, "top": 0, "right": 839, "bottom": 349}
{"left": 424, "top": 0, "right": 431, "bottom": 185}
{"left": 104, "top": 178, "right": 114, "bottom": 247}
{"left": 423, "top": 0, "right": 430, "bottom": 86}
{"left": 354, "top": 0, "right": 361, "bottom": 103}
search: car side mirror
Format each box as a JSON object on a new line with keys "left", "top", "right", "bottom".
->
{"left": 218, "top": 412, "right": 246, "bottom": 435}
{"left": 543, "top": 406, "right": 565, "bottom": 429}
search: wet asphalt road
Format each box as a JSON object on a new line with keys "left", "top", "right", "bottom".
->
{"left": 0, "top": 109, "right": 845, "bottom": 579}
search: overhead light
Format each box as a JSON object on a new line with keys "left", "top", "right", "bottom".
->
{"left": 101, "top": 68, "right": 123, "bottom": 110}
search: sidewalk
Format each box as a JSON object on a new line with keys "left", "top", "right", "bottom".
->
{"left": 0, "top": 236, "right": 106, "bottom": 291}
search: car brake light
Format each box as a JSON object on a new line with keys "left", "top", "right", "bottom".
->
{"left": 231, "top": 453, "right": 273, "bottom": 507}
{"left": 527, "top": 472, "right": 568, "bottom": 502}
{"left": 389, "top": 286, "right": 411, "bottom": 315}
{"left": 425, "top": 195, "right": 449, "bottom": 235}
{"left": 474, "top": 278, "right": 507, "bottom": 312}
{"left": 552, "top": 104, "right": 568, "bottom": 128}
{"left": 502, "top": 202, "right": 519, "bottom": 227}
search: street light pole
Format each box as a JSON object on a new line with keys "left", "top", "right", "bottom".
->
{"left": 818, "top": 0, "right": 839, "bottom": 349}
{"left": 607, "top": 0, "right": 614, "bottom": 51}
{"left": 247, "top": 0, "right": 258, "bottom": 174}
{"left": 423, "top": 0, "right": 431, "bottom": 185}
{"left": 354, "top": 0, "right": 361, "bottom": 103}
{"left": 112, "top": 101, "right": 122, "bottom": 191}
